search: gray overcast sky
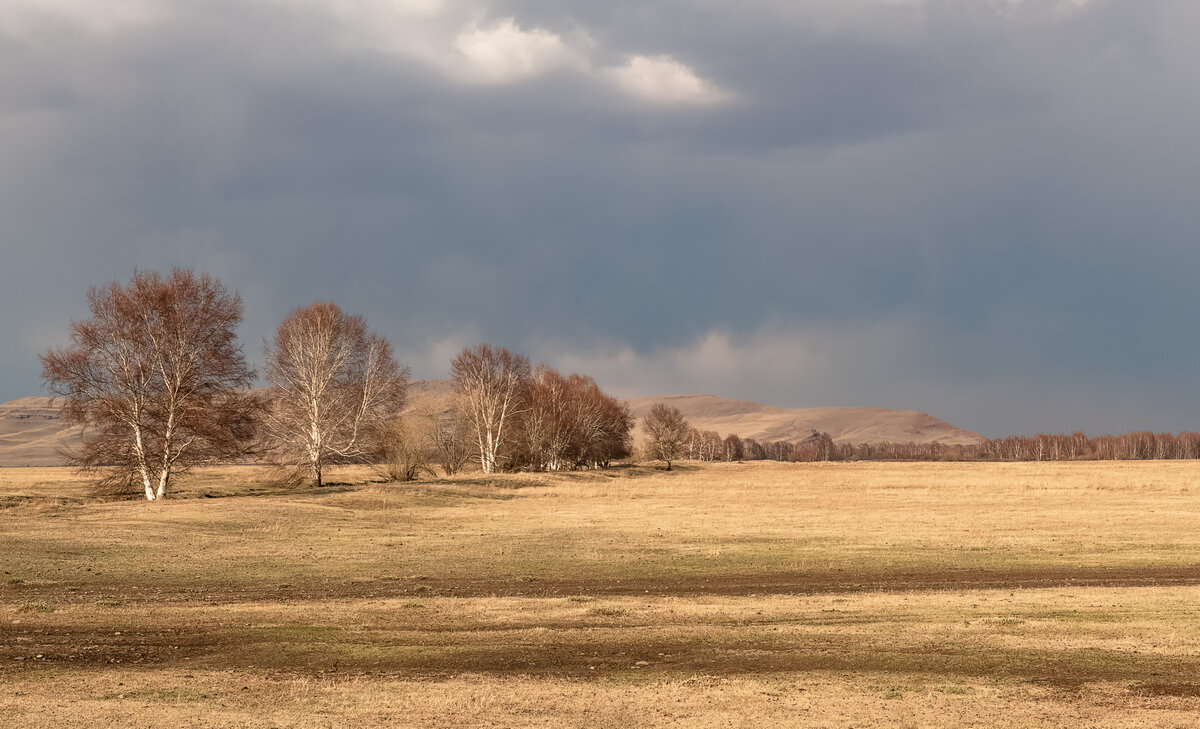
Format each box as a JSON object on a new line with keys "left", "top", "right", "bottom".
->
{"left": 2, "top": 0, "right": 1198, "bottom": 437}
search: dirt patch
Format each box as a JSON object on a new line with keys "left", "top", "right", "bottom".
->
{"left": 11, "top": 564, "right": 1200, "bottom": 605}
{"left": 1135, "top": 681, "right": 1200, "bottom": 697}
{"left": 5, "top": 625, "right": 1200, "bottom": 692}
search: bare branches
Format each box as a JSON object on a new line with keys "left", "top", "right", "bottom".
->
{"left": 511, "top": 366, "right": 633, "bottom": 471}
{"left": 642, "top": 404, "right": 690, "bottom": 471}
{"left": 40, "top": 268, "right": 258, "bottom": 500}
{"left": 451, "top": 344, "right": 531, "bottom": 474}
{"left": 418, "top": 394, "right": 473, "bottom": 476}
{"left": 261, "top": 301, "right": 407, "bottom": 486}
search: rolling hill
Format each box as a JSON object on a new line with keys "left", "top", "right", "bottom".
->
{"left": 626, "top": 394, "right": 983, "bottom": 447}
{"left": 0, "top": 383, "right": 981, "bottom": 466}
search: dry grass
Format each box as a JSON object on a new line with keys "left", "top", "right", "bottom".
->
{"left": 3, "top": 461, "right": 1200, "bottom": 726}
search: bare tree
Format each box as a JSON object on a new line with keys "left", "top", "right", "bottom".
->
{"left": 510, "top": 367, "right": 633, "bottom": 471}
{"left": 417, "top": 394, "right": 473, "bottom": 475}
{"left": 723, "top": 433, "right": 744, "bottom": 462}
{"left": 262, "top": 302, "right": 407, "bottom": 486}
{"left": 451, "top": 344, "right": 531, "bottom": 474}
{"left": 40, "top": 268, "right": 259, "bottom": 500}
{"left": 375, "top": 415, "right": 435, "bottom": 482}
{"left": 642, "top": 404, "right": 691, "bottom": 471}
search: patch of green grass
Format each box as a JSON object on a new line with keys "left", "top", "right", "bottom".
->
{"left": 933, "top": 683, "right": 973, "bottom": 695}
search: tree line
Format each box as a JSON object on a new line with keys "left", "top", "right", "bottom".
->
{"left": 638, "top": 406, "right": 1200, "bottom": 467}
{"left": 41, "top": 269, "right": 632, "bottom": 499}
{"left": 41, "top": 269, "right": 1200, "bottom": 499}
{"left": 785, "top": 431, "right": 1200, "bottom": 462}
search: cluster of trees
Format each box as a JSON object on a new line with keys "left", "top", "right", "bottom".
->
{"left": 41, "top": 269, "right": 632, "bottom": 499}
{"left": 450, "top": 344, "right": 633, "bottom": 474}
{"left": 683, "top": 430, "right": 798, "bottom": 463}
{"left": 640, "top": 406, "right": 798, "bottom": 469}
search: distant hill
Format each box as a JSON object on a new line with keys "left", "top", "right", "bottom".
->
{"left": 0, "top": 381, "right": 981, "bottom": 466}
{"left": 0, "top": 397, "right": 76, "bottom": 466}
{"left": 0, "top": 379, "right": 458, "bottom": 467}
{"left": 626, "top": 394, "right": 983, "bottom": 447}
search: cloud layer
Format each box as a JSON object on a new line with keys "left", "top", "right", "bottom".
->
{"left": 2, "top": 0, "right": 1199, "bottom": 437}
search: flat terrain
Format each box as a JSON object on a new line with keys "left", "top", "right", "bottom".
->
{"left": 3, "top": 461, "right": 1200, "bottom": 727}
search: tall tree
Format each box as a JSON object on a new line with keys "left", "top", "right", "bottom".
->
{"left": 262, "top": 301, "right": 407, "bottom": 486}
{"left": 40, "top": 268, "right": 259, "bottom": 500}
{"left": 511, "top": 367, "right": 632, "bottom": 471}
{"left": 451, "top": 344, "right": 531, "bottom": 473}
{"left": 642, "top": 404, "right": 691, "bottom": 471}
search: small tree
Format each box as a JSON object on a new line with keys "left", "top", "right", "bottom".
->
{"left": 451, "top": 344, "right": 531, "bottom": 473}
{"left": 262, "top": 301, "right": 407, "bottom": 486}
{"left": 40, "top": 268, "right": 259, "bottom": 500}
{"left": 375, "top": 415, "right": 435, "bottom": 482}
{"left": 417, "top": 394, "right": 473, "bottom": 475}
{"left": 642, "top": 404, "right": 690, "bottom": 471}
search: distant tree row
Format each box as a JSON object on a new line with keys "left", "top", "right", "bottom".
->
{"left": 640, "top": 407, "right": 797, "bottom": 469}
{"left": 638, "top": 406, "right": 1200, "bottom": 466}
{"left": 682, "top": 429, "right": 796, "bottom": 463}
{"left": 41, "top": 269, "right": 632, "bottom": 499}
{"left": 787, "top": 431, "right": 1200, "bottom": 462}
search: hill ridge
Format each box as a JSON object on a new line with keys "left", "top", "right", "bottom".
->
{"left": 0, "top": 383, "right": 981, "bottom": 466}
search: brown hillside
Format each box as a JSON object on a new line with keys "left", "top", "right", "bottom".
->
{"left": 0, "top": 382, "right": 980, "bottom": 466}
{"left": 626, "top": 394, "right": 983, "bottom": 447}
{"left": 0, "top": 379, "right": 459, "bottom": 467}
{"left": 0, "top": 397, "right": 78, "bottom": 466}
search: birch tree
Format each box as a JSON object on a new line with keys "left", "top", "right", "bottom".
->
{"left": 40, "top": 268, "right": 259, "bottom": 500}
{"left": 262, "top": 302, "right": 407, "bottom": 486}
{"left": 642, "top": 404, "right": 690, "bottom": 471}
{"left": 450, "top": 344, "right": 531, "bottom": 473}
{"left": 512, "top": 367, "right": 633, "bottom": 471}
{"left": 418, "top": 394, "right": 473, "bottom": 476}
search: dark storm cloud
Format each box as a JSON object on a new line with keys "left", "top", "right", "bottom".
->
{"left": 2, "top": 0, "right": 1198, "bottom": 436}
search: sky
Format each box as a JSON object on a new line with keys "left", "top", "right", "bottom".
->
{"left": 2, "top": 0, "right": 1198, "bottom": 438}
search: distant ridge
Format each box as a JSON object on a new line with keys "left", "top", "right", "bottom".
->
{"left": 0, "top": 382, "right": 981, "bottom": 466}
{"left": 626, "top": 394, "right": 983, "bottom": 447}
{"left": 0, "top": 397, "right": 75, "bottom": 466}
{"left": 0, "top": 379, "right": 458, "bottom": 467}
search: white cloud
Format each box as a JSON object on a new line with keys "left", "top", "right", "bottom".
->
{"left": 538, "top": 324, "right": 907, "bottom": 405}
{"left": 318, "top": 2, "right": 730, "bottom": 103}
{"left": 453, "top": 18, "right": 580, "bottom": 84}
{"left": 605, "top": 55, "right": 730, "bottom": 106}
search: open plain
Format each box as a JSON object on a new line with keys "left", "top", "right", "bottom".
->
{"left": 3, "top": 461, "right": 1200, "bottom": 727}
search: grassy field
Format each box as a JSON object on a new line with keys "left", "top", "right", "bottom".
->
{"left": 3, "top": 461, "right": 1200, "bottom": 727}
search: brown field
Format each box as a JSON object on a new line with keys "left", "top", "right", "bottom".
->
{"left": 3, "top": 461, "right": 1200, "bottom": 727}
